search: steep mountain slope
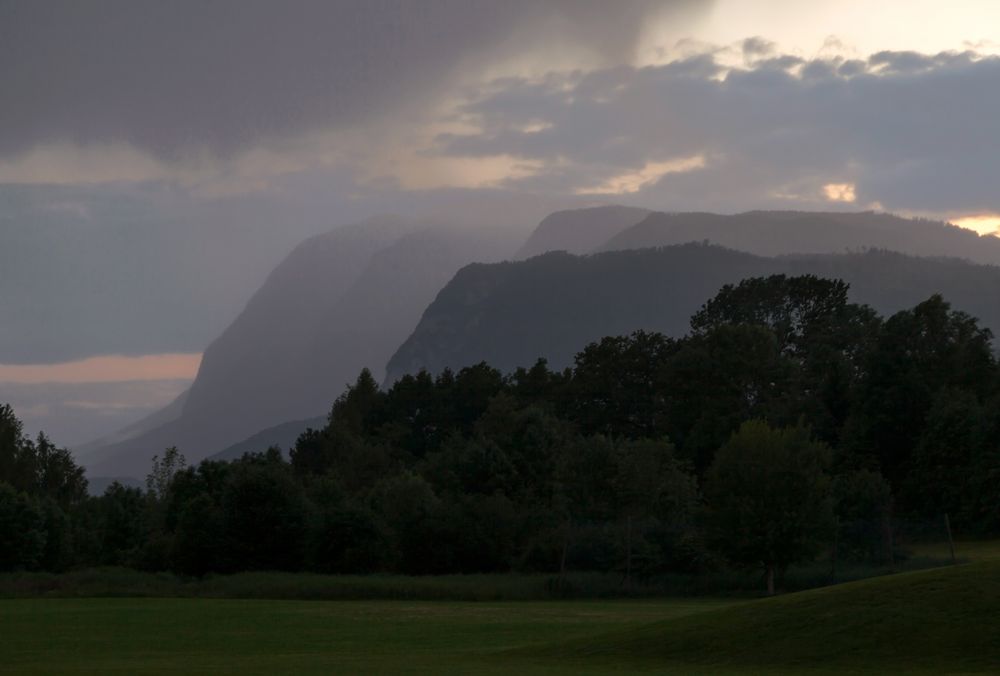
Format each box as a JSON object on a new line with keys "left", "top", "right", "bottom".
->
{"left": 599, "top": 210, "right": 1000, "bottom": 263}
{"left": 385, "top": 244, "right": 1000, "bottom": 382}
{"left": 306, "top": 227, "right": 515, "bottom": 390}
{"left": 515, "top": 205, "right": 650, "bottom": 258}
{"left": 84, "top": 220, "right": 517, "bottom": 478}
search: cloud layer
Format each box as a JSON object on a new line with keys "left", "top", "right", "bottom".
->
{"left": 0, "top": 1, "right": 703, "bottom": 162}
{"left": 433, "top": 45, "right": 1000, "bottom": 214}
{"left": 5, "top": 1, "right": 996, "bottom": 220}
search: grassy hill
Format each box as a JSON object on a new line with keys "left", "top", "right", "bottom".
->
{"left": 521, "top": 560, "right": 1000, "bottom": 674}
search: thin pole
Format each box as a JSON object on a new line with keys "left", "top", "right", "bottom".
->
{"left": 883, "top": 507, "right": 896, "bottom": 572}
{"left": 625, "top": 514, "right": 633, "bottom": 592}
{"left": 558, "top": 518, "right": 571, "bottom": 591}
{"left": 831, "top": 519, "right": 839, "bottom": 581}
{"left": 945, "top": 513, "right": 956, "bottom": 565}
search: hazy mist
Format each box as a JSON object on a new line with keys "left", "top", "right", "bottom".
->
{"left": 3, "top": 0, "right": 1000, "bottom": 464}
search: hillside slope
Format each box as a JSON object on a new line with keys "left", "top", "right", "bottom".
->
{"left": 386, "top": 244, "right": 1000, "bottom": 382}
{"left": 523, "top": 560, "right": 1000, "bottom": 673}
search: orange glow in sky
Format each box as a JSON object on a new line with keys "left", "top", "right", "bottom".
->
{"left": 0, "top": 353, "right": 203, "bottom": 385}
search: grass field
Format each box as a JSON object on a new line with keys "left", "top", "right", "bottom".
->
{"left": 2, "top": 559, "right": 997, "bottom": 674}
{"left": 0, "top": 597, "right": 732, "bottom": 674}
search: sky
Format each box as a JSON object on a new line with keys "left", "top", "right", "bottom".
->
{"left": 2, "top": 0, "right": 1000, "bottom": 445}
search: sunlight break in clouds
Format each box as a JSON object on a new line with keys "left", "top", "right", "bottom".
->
{"left": 693, "top": 0, "right": 1000, "bottom": 60}
{"left": 823, "top": 183, "right": 857, "bottom": 203}
{"left": 0, "top": 353, "right": 202, "bottom": 385}
{"left": 437, "top": 42, "right": 1000, "bottom": 215}
{"left": 951, "top": 214, "right": 1000, "bottom": 237}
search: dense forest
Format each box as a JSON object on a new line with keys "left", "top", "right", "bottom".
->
{"left": 2, "top": 275, "right": 998, "bottom": 593}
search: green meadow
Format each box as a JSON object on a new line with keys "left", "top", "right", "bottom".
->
{"left": 3, "top": 557, "right": 999, "bottom": 675}
{"left": 0, "top": 597, "right": 729, "bottom": 675}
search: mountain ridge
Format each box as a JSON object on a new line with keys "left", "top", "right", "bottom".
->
{"left": 600, "top": 210, "right": 1000, "bottom": 263}
{"left": 385, "top": 243, "right": 1000, "bottom": 383}
{"left": 515, "top": 205, "right": 650, "bottom": 258}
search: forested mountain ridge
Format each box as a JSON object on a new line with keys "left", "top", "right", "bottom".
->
{"left": 386, "top": 244, "right": 1000, "bottom": 383}
{"left": 599, "top": 210, "right": 1000, "bottom": 264}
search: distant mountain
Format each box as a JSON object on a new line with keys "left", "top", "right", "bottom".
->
{"left": 206, "top": 416, "right": 325, "bottom": 463}
{"left": 84, "top": 218, "right": 519, "bottom": 478}
{"left": 83, "top": 207, "right": 1000, "bottom": 476}
{"left": 385, "top": 244, "right": 1000, "bottom": 382}
{"left": 515, "top": 205, "right": 650, "bottom": 258}
{"left": 74, "top": 388, "right": 189, "bottom": 464}
{"left": 598, "top": 211, "right": 1000, "bottom": 264}
{"left": 85, "top": 476, "right": 142, "bottom": 497}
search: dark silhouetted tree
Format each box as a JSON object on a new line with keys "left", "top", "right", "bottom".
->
{"left": 705, "top": 421, "right": 834, "bottom": 594}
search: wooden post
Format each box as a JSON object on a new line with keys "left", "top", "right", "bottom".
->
{"left": 624, "top": 514, "right": 633, "bottom": 592}
{"left": 830, "top": 520, "right": 839, "bottom": 582}
{"left": 558, "top": 519, "right": 570, "bottom": 589}
{"left": 945, "top": 513, "right": 956, "bottom": 565}
{"left": 883, "top": 508, "right": 896, "bottom": 572}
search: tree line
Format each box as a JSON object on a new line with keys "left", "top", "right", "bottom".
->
{"left": 2, "top": 275, "right": 997, "bottom": 593}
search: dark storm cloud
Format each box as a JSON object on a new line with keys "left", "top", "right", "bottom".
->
{"left": 0, "top": 0, "right": 706, "bottom": 160}
{"left": 434, "top": 48, "right": 1000, "bottom": 212}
